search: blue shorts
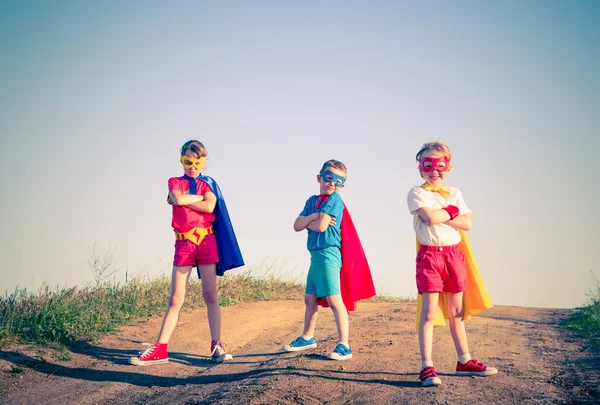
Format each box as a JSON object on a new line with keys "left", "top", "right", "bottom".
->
{"left": 306, "top": 247, "right": 342, "bottom": 298}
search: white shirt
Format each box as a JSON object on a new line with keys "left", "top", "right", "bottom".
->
{"left": 407, "top": 186, "right": 471, "bottom": 246}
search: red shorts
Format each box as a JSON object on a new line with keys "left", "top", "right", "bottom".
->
{"left": 173, "top": 233, "right": 219, "bottom": 267}
{"left": 416, "top": 244, "right": 467, "bottom": 293}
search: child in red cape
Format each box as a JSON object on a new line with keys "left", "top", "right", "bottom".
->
{"left": 282, "top": 159, "right": 375, "bottom": 360}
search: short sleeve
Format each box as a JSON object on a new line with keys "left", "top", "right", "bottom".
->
{"left": 319, "top": 193, "right": 344, "bottom": 218}
{"left": 299, "top": 197, "right": 313, "bottom": 216}
{"left": 168, "top": 177, "right": 186, "bottom": 193}
{"left": 407, "top": 187, "right": 429, "bottom": 214}
{"left": 453, "top": 188, "right": 471, "bottom": 215}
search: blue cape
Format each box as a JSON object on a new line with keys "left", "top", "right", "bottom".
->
{"left": 182, "top": 174, "right": 244, "bottom": 276}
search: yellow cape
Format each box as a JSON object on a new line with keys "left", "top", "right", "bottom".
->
{"left": 415, "top": 186, "right": 493, "bottom": 328}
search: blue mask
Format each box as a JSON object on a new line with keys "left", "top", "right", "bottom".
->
{"left": 320, "top": 170, "right": 345, "bottom": 187}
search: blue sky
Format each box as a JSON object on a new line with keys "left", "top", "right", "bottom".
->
{"left": 1, "top": 1, "right": 598, "bottom": 308}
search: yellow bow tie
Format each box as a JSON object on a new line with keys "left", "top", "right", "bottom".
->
{"left": 421, "top": 183, "right": 449, "bottom": 199}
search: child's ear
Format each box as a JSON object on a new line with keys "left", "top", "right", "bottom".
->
{"left": 316, "top": 174, "right": 321, "bottom": 183}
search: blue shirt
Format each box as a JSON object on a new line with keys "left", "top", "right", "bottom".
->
{"left": 300, "top": 192, "right": 344, "bottom": 251}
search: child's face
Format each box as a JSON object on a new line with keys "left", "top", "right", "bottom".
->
{"left": 181, "top": 151, "right": 205, "bottom": 178}
{"left": 419, "top": 150, "right": 451, "bottom": 186}
{"left": 317, "top": 166, "right": 346, "bottom": 195}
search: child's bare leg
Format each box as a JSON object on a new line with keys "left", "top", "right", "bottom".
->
{"left": 418, "top": 292, "right": 439, "bottom": 362}
{"left": 157, "top": 265, "right": 193, "bottom": 343}
{"left": 446, "top": 292, "right": 469, "bottom": 356}
{"left": 302, "top": 294, "right": 319, "bottom": 337}
{"left": 198, "top": 263, "right": 221, "bottom": 341}
{"left": 326, "top": 294, "right": 349, "bottom": 345}
{"left": 282, "top": 294, "right": 319, "bottom": 352}
{"left": 447, "top": 292, "right": 497, "bottom": 375}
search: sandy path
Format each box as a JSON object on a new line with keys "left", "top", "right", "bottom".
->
{"left": 1, "top": 301, "right": 598, "bottom": 404}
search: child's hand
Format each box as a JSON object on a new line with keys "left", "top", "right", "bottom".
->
{"left": 443, "top": 205, "right": 460, "bottom": 220}
{"left": 328, "top": 216, "right": 337, "bottom": 226}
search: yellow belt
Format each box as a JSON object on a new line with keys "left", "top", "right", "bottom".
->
{"left": 175, "top": 226, "right": 214, "bottom": 245}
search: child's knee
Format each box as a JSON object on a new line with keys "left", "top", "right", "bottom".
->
{"left": 202, "top": 289, "right": 219, "bottom": 305}
{"left": 169, "top": 294, "right": 185, "bottom": 309}
{"left": 326, "top": 295, "right": 345, "bottom": 311}
{"left": 448, "top": 306, "right": 464, "bottom": 319}
{"left": 420, "top": 308, "right": 438, "bottom": 325}
{"left": 304, "top": 294, "right": 318, "bottom": 307}
{"left": 447, "top": 297, "right": 464, "bottom": 318}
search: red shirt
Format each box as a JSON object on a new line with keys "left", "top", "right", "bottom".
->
{"left": 168, "top": 177, "right": 216, "bottom": 232}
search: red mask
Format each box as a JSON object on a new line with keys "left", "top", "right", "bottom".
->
{"left": 419, "top": 157, "right": 449, "bottom": 172}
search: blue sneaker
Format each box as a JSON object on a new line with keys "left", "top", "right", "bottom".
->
{"left": 282, "top": 336, "right": 317, "bottom": 352}
{"left": 327, "top": 343, "right": 353, "bottom": 360}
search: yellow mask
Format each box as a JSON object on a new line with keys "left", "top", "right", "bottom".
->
{"left": 180, "top": 156, "right": 206, "bottom": 170}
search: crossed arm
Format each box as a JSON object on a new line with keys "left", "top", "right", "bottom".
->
{"left": 294, "top": 212, "right": 336, "bottom": 232}
{"left": 168, "top": 190, "right": 217, "bottom": 213}
{"left": 415, "top": 207, "right": 472, "bottom": 231}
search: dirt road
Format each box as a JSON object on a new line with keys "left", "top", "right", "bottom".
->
{"left": 1, "top": 301, "right": 598, "bottom": 404}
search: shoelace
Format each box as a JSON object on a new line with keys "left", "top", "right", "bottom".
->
{"left": 335, "top": 344, "right": 350, "bottom": 355}
{"left": 140, "top": 344, "right": 157, "bottom": 358}
{"left": 294, "top": 337, "right": 307, "bottom": 345}
{"left": 420, "top": 366, "right": 437, "bottom": 379}
{"left": 211, "top": 341, "right": 227, "bottom": 357}
{"left": 468, "top": 359, "right": 485, "bottom": 368}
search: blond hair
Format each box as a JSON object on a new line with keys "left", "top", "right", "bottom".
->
{"left": 415, "top": 141, "right": 452, "bottom": 162}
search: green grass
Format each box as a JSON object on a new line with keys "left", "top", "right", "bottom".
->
{"left": 10, "top": 364, "right": 25, "bottom": 377}
{"left": 0, "top": 246, "right": 412, "bottom": 350}
{"left": 0, "top": 269, "right": 304, "bottom": 348}
{"left": 566, "top": 273, "right": 600, "bottom": 350}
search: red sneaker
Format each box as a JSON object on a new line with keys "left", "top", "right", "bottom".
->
{"left": 456, "top": 359, "right": 498, "bottom": 376}
{"left": 419, "top": 366, "right": 442, "bottom": 387}
{"left": 129, "top": 342, "right": 168, "bottom": 366}
{"left": 211, "top": 340, "right": 233, "bottom": 363}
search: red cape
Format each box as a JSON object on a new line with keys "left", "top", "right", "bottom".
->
{"left": 317, "top": 205, "right": 376, "bottom": 312}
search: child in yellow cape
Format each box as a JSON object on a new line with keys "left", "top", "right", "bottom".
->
{"left": 415, "top": 230, "right": 492, "bottom": 327}
{"left": 407, "top": 141, "right": 497, "bottom": 387}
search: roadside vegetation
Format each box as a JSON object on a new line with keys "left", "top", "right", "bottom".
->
{"left": 0, "top": 246, "right": 305, "bottom": 348}
{"left": 566, "top": 272, "right": 600, "bottom": 350}
{"left": 0, "top": 271, "right": 306, "bottom": 348}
